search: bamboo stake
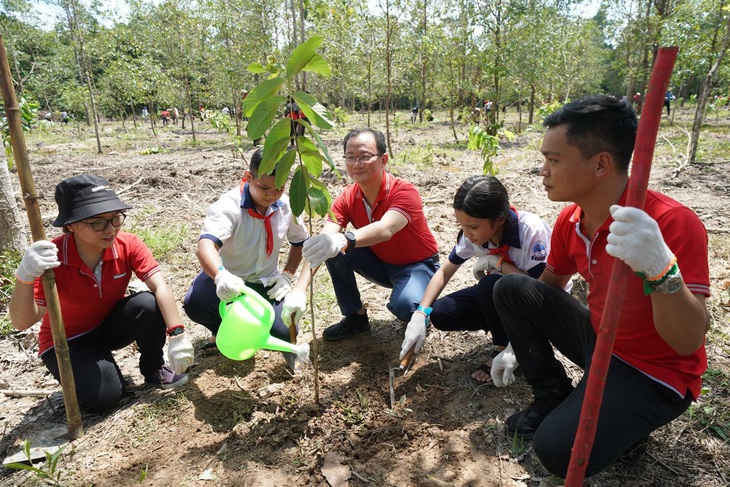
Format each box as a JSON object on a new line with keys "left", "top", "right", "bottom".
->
{"left": 564, "top": 46, "right": 678, "bottom": 485}
{"left": 0, "top": 34, "right": 84, "bottom": 439}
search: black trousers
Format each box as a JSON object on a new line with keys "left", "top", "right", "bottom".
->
{"left": 430, "top": 273, "right": 508, "bottom": 347}
{"left": 493, "top": 274, "right": 693, "bottom": 477}
{"left": 41, "top": 292, "right": 166, "bottom": 413}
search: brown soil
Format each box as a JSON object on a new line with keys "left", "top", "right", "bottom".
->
{"left": 1, "top": 109, "right": 729, "bottom": 487}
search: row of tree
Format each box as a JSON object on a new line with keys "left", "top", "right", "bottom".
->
{"left": 1, "top": 0, "right": 728, "bottom": 131}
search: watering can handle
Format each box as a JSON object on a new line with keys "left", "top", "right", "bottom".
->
{"left": 218, "top": 284, "right": 269, "bottom": 318}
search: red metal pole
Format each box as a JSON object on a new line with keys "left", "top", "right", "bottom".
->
{"left": 564, "top": 46, "right": 678, "bottom": 486}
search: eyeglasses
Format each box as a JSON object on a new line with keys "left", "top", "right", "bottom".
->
{"left": 344, "top": 153, "right": 381, "bottom": 165}
{"left": 79, "top": 214, "right": 126, "bottom": 231}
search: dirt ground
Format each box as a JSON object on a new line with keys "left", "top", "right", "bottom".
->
{"left": 1, "top": 108, "right": 729, "bottom": 487}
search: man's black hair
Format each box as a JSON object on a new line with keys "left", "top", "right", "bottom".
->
{"left": 543, "top": 95, "right": 638, "bottom": 172}
{"left": 342, "top": 128, "right": 387, "bottom": 155}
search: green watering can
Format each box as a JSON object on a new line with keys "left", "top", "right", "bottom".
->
{"left": 217, "top": 288, "right": 310, "bottom": 364}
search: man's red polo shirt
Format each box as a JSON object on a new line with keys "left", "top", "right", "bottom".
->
{"left": 331, "top": 171, "right": 438, "bottom": 265}
{"left": 34, "top": 232, "right": 160, "bottom": 355}
{"left": 547, "top": 188, "right": 710, "bottom": 399}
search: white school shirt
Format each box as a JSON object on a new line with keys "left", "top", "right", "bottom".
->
{"left": 449, "top": 208, "right": 572, "bottom": 292}
{"left": 199, "top": 184, "right": 308, "bottom": 285}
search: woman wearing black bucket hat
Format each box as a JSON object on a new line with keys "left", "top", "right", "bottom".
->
{"left": 9, "top": 175, "right": 194, "bottom": 413}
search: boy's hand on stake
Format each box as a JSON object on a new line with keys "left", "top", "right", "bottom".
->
{"left": 16, "top": 240, "right": 60, "bottom": 283}
{"left": 302, "top": 233, "right": 347, "bottom": 269}
{"left": 472, "top": 254, "right": 501, "bottom": 280}
{"left": 267, "top": 271, "right": 293, "bottom": 301}
{"left": 606, "top": 205, "right": 675, "bottom": 278}
{"left": 214, "top": 269, "right": 246, "bottom": 302}
{"left": 491, "top": 343, "right": 518, "bottom": 387}
{"left": 282, "top": 289, "right": 307, "bottom": 327}
{"left": 400, "top": 312, "right": 427, "bottom": 359}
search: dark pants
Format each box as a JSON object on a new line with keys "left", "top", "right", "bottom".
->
{"left": 41, "top": 292, "right": 166, "bottom": 413}
{"left": 324, "top": 247, "right": 439, "bottom": 322}
{"left": 430, "top": 273, "right": 508, "bottom": 347}
{"left": 493, "top": 274, "right": 693, "bottom": 477}
{"left": 183, "top": 271, "right": 290, "bottom": 342}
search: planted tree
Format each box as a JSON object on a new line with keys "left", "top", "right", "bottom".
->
{"left": 244, "top": 35, "right": 336, "bottom": 402}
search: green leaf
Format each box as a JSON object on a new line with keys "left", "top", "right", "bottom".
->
{"left": 261, "top": 118, "right": 295, "bottom": 175}
{"left": 308, "top": 186, "right": 330, "bottom": 217}
{"left": 293, "top": 91, "right": 333, "bottom": 130}
{"left": 301, "top": 119, "right": 337, "bottom": 171}
{"left": 285, "top": 36, "right": 323, "bottom": 80}
{"left": 244, "top": 78, "right": 286, "bottom": 118}
{"left": 247, "top": 62, "right": 267, "bottom": 74}
{"left": 247, "top": 96, "right": 287, "bottom": 141}
{"left": 289, "top": 166, "right": 309, "bottom": 216}
{"left": 274, "top": 149, "right": 297, "bottom": 189}
{"left": 301, "top": 54, "right": 331, "bottom": 77}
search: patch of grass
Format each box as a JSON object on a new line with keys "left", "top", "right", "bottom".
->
{"left": 128, "top": 221, "right": 191, "bottom": 260}
{"left": 391, "top": 143, "right": 436, "bottom": 171}
{"left": 696, "top": 139, "right": 730, "bottom": 163}
{"left": 509, "top": 430, "right": 528, "bottom": 457}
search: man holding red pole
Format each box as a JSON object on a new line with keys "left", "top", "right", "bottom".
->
{"left": 489, "top": 95, "right": 710, "bottom": 477}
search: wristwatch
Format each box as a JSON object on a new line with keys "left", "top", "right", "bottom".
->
{"left": 653, "top": 269, "right": 683, "bottom": 295}
{"left": 344, "top": 231, "right": 357, "bottom": 252}
{"left": 167, "top": 325, "right": 185, "bottom": 336}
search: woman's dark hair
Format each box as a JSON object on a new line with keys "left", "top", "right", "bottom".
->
{"left": 453, "top": 175, "right": 510, "bottom": 222}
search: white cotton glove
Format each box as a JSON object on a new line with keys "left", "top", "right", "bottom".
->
{"left": 606, "top": 205, "right": 675, "bottom": 278}
{"left": 267, "top": 271, "right": 294, "bottom": 301}
{"left": 491, "top": 343, "right": 518, "bottom": 387}
{"left": 16, "top": 240, "right": 60, "bottom": 283}
{"left": 167, "top": 331, "right": 194, "bottom": 374}
{"left": 400, "top": 312, "right": 427, "bottom": 360}
{"left": 282, "top": 289, "right": 307, "bottom": 327}
{"left": 302, "top": 233, "right": 347, "bottom": 269}
{"left": 214, "top": 269, "right": 247, "bottom": 302}
{"left": 472, "top": 254, "right": 501, "bottom": 280}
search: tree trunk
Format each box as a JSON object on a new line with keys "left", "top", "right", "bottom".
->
{"left": 0, "top": 162, "right": 26, "bottom": 252}
{"left": 689, "top": 14, "right": 730, "bottom": 164}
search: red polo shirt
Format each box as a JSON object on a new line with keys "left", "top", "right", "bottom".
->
{"left": 330, "top": 171, "right": 438, "bottom": 265}
{"left": 34, "top": 232, "right": 161, "bottom": 355}
{"left": 547, "top": 188, "right": 710, "bottom": 399}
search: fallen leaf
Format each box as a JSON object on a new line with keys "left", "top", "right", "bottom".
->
{"left": 322, "top": 450, "right": 350, "bottom": 487}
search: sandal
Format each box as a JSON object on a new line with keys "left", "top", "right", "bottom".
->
{"left": 471, "top": 349, "right": 502, "bottom": 383}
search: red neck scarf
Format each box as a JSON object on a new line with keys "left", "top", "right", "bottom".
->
{"left": 487, "top": 206, "right": 518, "bottom": 266}
{"left": 240, "top": 174, "right": 274, "bottom": 257}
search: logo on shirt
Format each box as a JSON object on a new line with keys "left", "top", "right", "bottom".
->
{"left": 531, "top": 241, "right": 548, "bottom": 261}
{"left": 114, "top": 272, "right": 127, "bottom": 279}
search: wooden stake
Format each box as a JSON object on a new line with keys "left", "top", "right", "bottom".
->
{"left": 0, "top": 34, "right": 83, "bottom": 439}
{"left": 564, "top": 46, "right": 678, "bottom": 485}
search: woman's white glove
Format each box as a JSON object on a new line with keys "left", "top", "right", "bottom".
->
{"left": 267, "top": 271, "right": 294, "bottom": 301}
{"left": 400, "top": 312, "right": 427, "bottom": 359}
{"left": 472, "top": 254, "right": 501, "bottom": 280}
{"left": 606, "top": 205, "right": 675, "bottom": 278}
{"left": 168, "top": 331, "right": 194, "bottom": 374}
{"left": 16, "top": 240, "right": 60, "bottom": 283}
{"left": 302, "top": 233, "right": 347, "bottom": 269}
{"left": 491, "top": 343, "right": 518, "bottom": 387}
{"left": 282, "top": 289, "right": 307, "bottom": 327}
{"left": 214, "top": 269, "right": 246, "bottom": 302}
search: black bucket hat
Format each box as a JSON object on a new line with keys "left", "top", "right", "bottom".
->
{"left": 53, "top": 175, "right": 132, "bottom": 227}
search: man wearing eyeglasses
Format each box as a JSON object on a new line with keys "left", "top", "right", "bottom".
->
{"left": 283, "top": 128, "right": 440, "bottom": 341}
{"left": 9, "top": 175, "right": 194, "bottom": 413}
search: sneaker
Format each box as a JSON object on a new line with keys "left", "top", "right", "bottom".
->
{"left": 506, "top": 387, "right": 573, "bottom": 439}
{"left": 145, "top": 365, "right": 189, "bottom": 390}
{"left": 323, "top": 312, "right": 371, "bottom": 341}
